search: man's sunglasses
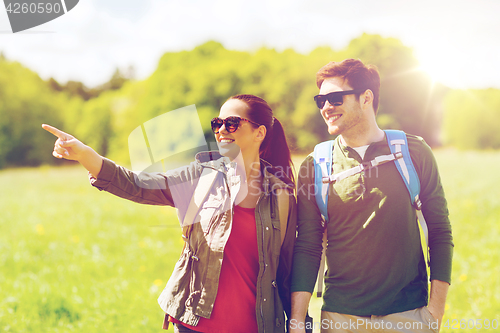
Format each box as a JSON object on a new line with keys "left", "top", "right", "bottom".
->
{"left": 314, "top": 89, "right": 367, "bottom": 109}
{"left": 211, "top": 116, "right": 261, "bottom": 134}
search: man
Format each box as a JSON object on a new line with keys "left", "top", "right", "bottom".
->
{"left": 290, "top": 59, "right": 453, "bottom": 333}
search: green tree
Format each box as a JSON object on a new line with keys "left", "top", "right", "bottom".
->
{"left": 2, "top": 35, "right": 457, "bottom": 168}
{"left": 0, "top": 59, "right": 66, "bottom": 168}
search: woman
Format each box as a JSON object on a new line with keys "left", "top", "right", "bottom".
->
{"left": 43, "top": 94, "right": 296, "bottom": 333}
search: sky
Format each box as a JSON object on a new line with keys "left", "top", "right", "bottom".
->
{"left": 0, "top": 0, "right": 499, "bottom": 89}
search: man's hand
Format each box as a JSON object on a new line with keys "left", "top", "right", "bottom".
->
{"left": 427, "top": 279, "right": 450, "bottom": 331}
{"left": 42, "top": 124, "right": 103, "bottom": 177}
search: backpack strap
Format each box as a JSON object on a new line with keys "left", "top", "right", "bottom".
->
{"left": 322, "top": 152, "right": 402, "bottom": 184}
{"left": 384, "top": 130, "right": 421, "bottom": 209}
{"left": 313, "top": 140, "right": 334, "bottom": 297}
{"left": 313, "top": 140, "right": 334, "bottom": 222}
{"left": 384, "top": 130, "right": 429, "bottom": 267}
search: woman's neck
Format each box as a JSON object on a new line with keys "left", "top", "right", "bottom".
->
{"left": 233, "top": 150, "right": 261, "bottom": 180}
{"left": 233, "top": 151, "right": 263, "bottom": 208}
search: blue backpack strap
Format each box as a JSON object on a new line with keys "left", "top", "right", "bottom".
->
{"left": 384, "top": 130, "right": 421, "bottom": 209}
{"left": 385, "top": 130, "right": 429, "bottom": 268}
{"left": 313, "top": 140, "right": 334, "bottom": 222}
{"left": 313, "top": 140, "right": 333, "bottom": 298}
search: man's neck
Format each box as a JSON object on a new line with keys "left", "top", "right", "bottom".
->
{"left": 340, "top": 125, "right": 385, "bottom": 148}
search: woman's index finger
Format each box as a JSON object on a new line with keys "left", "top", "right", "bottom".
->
{"left": 41, "top": 124, "right": 68, "bottom": 138}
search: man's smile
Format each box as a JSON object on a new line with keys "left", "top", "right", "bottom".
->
{"left": 326, "top": 114, "right": 342, "bottom": 124}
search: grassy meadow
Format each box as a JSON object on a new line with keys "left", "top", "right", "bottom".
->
{"left": 1, "top": 149, "right": 499, "bottom": 332}
{"left": 0, "top": 165, "right": 183, "bottom": 332}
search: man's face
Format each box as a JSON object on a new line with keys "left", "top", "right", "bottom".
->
{"left": 318, "top": 77, "right": 364, "bottom": 136}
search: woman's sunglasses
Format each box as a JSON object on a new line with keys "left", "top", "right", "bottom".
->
{"left": 211, "top": 116, "right": 261, "bottom": 134}
{"left": 314, "top": 89, "right": 367, "bottom": 109}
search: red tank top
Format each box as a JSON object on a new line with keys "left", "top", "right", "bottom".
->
{"left": 170, "top": 205, "right": 259, "bottom": 332}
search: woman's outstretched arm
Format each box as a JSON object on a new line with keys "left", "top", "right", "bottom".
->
{"left": 42, "top": 123, "right": 200, "bottom": 209}
{"left": 42, "top": 124, "right": 103, "bottom": 177}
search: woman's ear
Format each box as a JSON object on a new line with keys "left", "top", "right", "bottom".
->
{"left": 255, "top": 125, "right": 267, "bottom": 143}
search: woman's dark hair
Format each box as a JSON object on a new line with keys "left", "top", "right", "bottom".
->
{"left": 228, "top": 94, "right": 295, "bottom": 185}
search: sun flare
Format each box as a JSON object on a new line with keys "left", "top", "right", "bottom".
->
{"left": 414, "top": 44, "right": 467, "bottom": 89}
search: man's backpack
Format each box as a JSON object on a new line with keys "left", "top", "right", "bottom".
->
{"left": 312, "top": 129, "right": 429, "bottom": 297}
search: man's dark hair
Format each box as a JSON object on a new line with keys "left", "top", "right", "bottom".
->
{"left": 316, "top": 58, "right": 381, "bottom": 113}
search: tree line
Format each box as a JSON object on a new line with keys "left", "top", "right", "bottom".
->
{"left": 0, "top": 34, "right": 498, "bottom": 169}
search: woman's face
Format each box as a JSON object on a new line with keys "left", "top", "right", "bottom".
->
{"left": 215, "top": 99, "right": 263, "bottom": 158}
